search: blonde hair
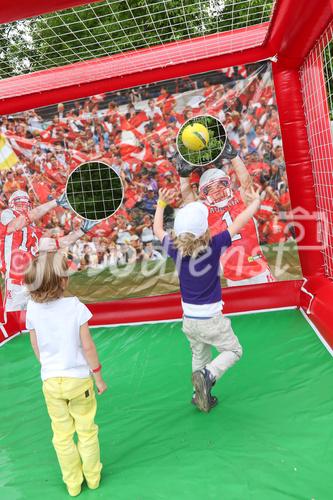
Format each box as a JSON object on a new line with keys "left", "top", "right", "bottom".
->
{"left": 24, "top": 252, "right": 69, "bottom": 303}
{"left": 171, "top": 229, "right": 211, "bottom": 258}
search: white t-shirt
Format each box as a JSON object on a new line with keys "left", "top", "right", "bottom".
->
{"left": 26, "top": 296, "right": 92, "bottom": 381}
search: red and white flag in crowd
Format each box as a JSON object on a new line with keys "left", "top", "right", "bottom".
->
{"left": 130, "top": 141, "right": 154, "bottom": 163}
{"left": 39, "top": 129, "right": 51, "bottom": 141}
{"left": 7, "top": 135, "right": 35, "bottom": 159}
{"left": 219, "top": 65, "right": 247, "bottom": 79}
{"left": 91, "top": 93, "right": 106, "bottom": 103}
{"left": 220, "top": 66, "right": 235, "bottom": 79}
{"left": 129, "top": 110, "right": 149, "bottom": 128}
{"left": 251, "top": 68, "right": 272, "bottom": 104}
{"left": 70, "top": 150, "right": 90, "bottom": 167}
{"left": 238, "top": 65, "right": 248, "bottom": 78}
{"left": 120, "top": 130, "right": 142, "bottom": 159}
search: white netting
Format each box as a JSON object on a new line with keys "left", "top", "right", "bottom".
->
{"left": 0, "top": 0, "right": 276, "bottom": 80}
{"left": 300, "top": 21, "right": 333, "bottom": 279}
{"left": 66, "top": 161, "right": 124, "bottom": 220}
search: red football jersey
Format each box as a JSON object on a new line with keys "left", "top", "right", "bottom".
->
{"left": 0, "top": 209, "right": 42, "bottom": 282}
{"left": 206, "top": 192, "right": 269, "bottom": 280}
{"left": 246, "top": 162, "right": 270, "bottom": 184}
{"left": 88, "top": 219, "right": 115, "bottom": 239}
{"left": 256, "top": 199, "right": 276, "bottom": 222}
{"left": 279, "top": 192, "right": 291, "bottom": 211}
{"left": 265, "top": 219, "right": 288, "bottom": 244}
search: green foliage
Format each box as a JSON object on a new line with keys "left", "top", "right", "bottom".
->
{"left": 178, "top": 115, "right": 226, "bottom": 165}
{"left": 0, "top": 21, "right": 37, "bottom": 77}
{"left": 66, "top": 162, "right": 123, "bottom": 220}
{"left": 323, "top": 41, "right": 333, "bottom": 120}
{"left": 0, "top": 1, "right": 275, "bottom": 78}
{"left": 30, "top": 0, "right": 204, "bottom": 71}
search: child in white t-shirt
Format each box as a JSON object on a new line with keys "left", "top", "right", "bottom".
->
{"left": 25, "top": 252, "right": 107, "bottom": 497}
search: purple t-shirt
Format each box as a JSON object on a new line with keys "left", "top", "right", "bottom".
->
{"left": 163, "top": 230, "right": 232, "bottom": 306}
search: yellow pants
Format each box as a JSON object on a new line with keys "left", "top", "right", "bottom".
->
{"left": 43, "top": 377, "right": 102, "bottom": 491}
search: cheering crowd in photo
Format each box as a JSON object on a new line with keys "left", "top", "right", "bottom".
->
{"left": 0, "top": 63, "right": 292, "bottom": 272}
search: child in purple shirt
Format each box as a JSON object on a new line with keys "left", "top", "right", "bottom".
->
{"left": 154, "top": 187, "right": 261, "bottom": 412}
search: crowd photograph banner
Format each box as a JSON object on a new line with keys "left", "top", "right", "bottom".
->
{"left": 0, "top": 61, "right": 302, "bottom": 310}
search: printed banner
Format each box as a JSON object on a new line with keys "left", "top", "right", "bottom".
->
{"left": 0, "top": 61, "right": 302, "bottom": 311}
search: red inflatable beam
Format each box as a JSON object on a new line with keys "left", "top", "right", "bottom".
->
{"left": 300, "top": 277, "right": 333, "bottom": 348}
{"left": 84, "top": 280, "right": 302, "bottom": 325}
{"left": 266, "top": 0, "right": 332, "bottom": 68}
{"left": 0, "top": 280, "right": 301, "bottom": 343}
{"left": 273, "top": 64, "right": 325, "bottom": 278}
{"left": 308, "top": 283, "right": 333, "bottom": 348}
{"left": 0, "top": 25, "right": 270, "bottom": 115}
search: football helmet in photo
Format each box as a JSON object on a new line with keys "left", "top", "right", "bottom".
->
{"left": 199, "top": 168, "right": 233, "bottom": 208}
{"left": 8, "top": 190, "right": 31, "bottom": 214}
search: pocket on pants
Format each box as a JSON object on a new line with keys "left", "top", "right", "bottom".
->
{"left": 68, "top": 378, "right": 95, "bottom": 403}
{"left": 200, "top": 315, "right": 229, "bottom": 344}
{"left": 69, "top": 384, "right": 97, "bottom": 423}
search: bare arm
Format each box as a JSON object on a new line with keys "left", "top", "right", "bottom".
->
{"left": 6, "top": 200, "right": 57, "bottom": 234}
{"left": 231, "top": 156, "right": 253, "bottom": 202}
{"left": 153, "top": 203, "right": 167, "bottom": 242}
{"left": 59, "top": 229, "right": 84, "bottom": 248}
{"left": 228, "top": 188, "right": 260, "bottom": 238}
{"left": 153, "top": 188, "right": 174, "bottom": 242}
{"left": 180, "top": 177, "right": 196, "bottom": 205}
{"left": 26, "top": 200, "right": 57, "bottom": 222}
{"left": 80, "top": 322, "right": 107, "bottom": 394}
{"left": 40, "top": 216, "right": 99, "bottom": 252}
{"left": 38, "top": 228, "right": 85, "bottom": 252}
{"left": 29, "top": 330, "right": 40, "bottom": 362}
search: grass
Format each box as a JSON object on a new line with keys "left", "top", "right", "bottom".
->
{"left": 0, "top": 242, "right": 302, "bottom": 304}
{"left": 66, "top": 242, "right": 302, "bottom": 303}
{"left": 66, "top": 162, "right": 123, "bottom": 220}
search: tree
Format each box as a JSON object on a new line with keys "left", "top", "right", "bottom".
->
{"left": 0, "top": 21, "right": 37, "bottom": 77}
{"left": 323, "top": 42, "right": 333, "bottom": 120}
{"left": 0, "top": 1, "right": 274, "bottom": 78}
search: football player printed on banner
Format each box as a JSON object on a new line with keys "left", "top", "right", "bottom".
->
{"left": 262, "top": 213, "right": 291, "bottom": 245}
{"left": 255, "top": 180, "right": 278, "bottom": 244}
{"left": 177, "top": 139, "right": 275, "bottom": 287}
{"left": 0, "top": 190, "right": 98, "bottom": 315}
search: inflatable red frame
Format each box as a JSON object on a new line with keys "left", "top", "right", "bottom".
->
{"left": 0, "top": 0, "right": 332, "bottom": 347}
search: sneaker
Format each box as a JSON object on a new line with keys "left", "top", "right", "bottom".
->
{"left": 191, "top": 392, "right": 218, "bottom": 410}
{"left": 192, "top": 368, "right": 216, "bottom": 413}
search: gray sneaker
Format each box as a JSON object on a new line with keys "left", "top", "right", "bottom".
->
{"left": 191, "top": 392, "right": 218, "bottom": 411}
{"left": 192, "top": 368, "right": 216, "bottom": 412}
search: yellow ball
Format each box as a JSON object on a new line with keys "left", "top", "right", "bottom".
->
{"left": 181, "top": 123, "right": 209, "bottom": 151}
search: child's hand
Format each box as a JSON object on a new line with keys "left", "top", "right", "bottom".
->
{"left": 94, "top": 376, "right": 108, "bottom": 395}
{"left": 158, "top": 188, "right": 175, "bottom": 205}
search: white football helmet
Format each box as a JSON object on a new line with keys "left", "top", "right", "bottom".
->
{"left": 8, "top": 190, "right": 31, "bottom": 214}
{"left": 199, "top": 168, "right": 233, "bottom": 208}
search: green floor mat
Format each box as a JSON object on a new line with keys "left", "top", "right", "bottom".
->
{"left": 0, "top": 309, "right": 332, "bottom": 500}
